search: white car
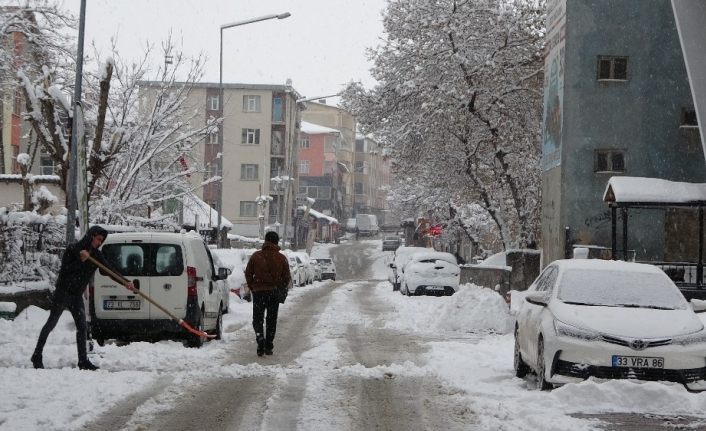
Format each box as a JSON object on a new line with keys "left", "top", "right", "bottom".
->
{"left": 514, "top": 259, "right": 706, "bottom": 391}
{"left": 90, "top": 231, "right": 227, "bottom": 348}
{"left": 282, "top": 252, "right": 305, "bottom": 287}
{"left": 310, "top": 259, "right": 323, "bottom": 281}
{"left": 400, "top": 251, "right": 459, "bottom": 296}
{"left": 313, "top": 257, "right": 336, "bottom": 280}
{"left": 388, "top": 246, "right": 428, "bottom": 291}
{"left": 292, "top": 251, "right": 315, "bottom": 284}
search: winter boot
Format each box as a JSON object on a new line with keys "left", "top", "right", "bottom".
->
{"left": 30, "top": 353, "right": 44, "bottom": 369}
{"left": 77, "top": 359, "right": 99, "bottom": 371}
{"left": 256, "top": 337, "right": 265, "bottom": 357}
{"left": 265, "top": 340, "right": 274, "bottom": 355}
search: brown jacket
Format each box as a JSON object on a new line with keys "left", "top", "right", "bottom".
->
{"left": 245, "top": 242, "right": 291, "bottom": 293}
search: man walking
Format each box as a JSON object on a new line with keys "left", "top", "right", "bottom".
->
{"left": 245, "top": 231, "right": 291, "bottom": 356}
{"left": 31, "top": 225, "right": 134, "bottom": 370}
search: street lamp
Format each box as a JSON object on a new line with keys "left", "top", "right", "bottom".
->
{"left": 216, "top": 12, "right": 291, "bottom": 247}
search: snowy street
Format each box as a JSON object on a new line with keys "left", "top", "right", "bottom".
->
{"left": 3, "top": 239, "right": 706, "bottom": 430}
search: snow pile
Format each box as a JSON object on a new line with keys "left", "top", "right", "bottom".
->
{"left": 380, "top": 282, "right": 513, "bottom": 335}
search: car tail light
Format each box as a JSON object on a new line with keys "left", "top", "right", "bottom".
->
{"left": 187, "top": 266, "right": 198, "bottom": 297}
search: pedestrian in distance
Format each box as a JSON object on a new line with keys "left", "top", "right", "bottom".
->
{"left": 244, "top": 231, "right": 291, "bottom": 356}
{"left": 31, "top": 225, "right": 135, "bottom": 370}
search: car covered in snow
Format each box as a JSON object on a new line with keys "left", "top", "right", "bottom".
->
{"left": 210, "top": 253, "right": 232, "bottom": 312}
{"left": 313, "top": 257, "right": 336, "bottom": 280}
{"left": 514, "top": 259, "right": 706, "bottom": 391}
{"left": 399, "top": 251, "right": 460, "bottom": 296}
{"left": 282, "top": 251, "right": 306, "bottom": 287}
{"left": 388, "top": 246, "right": 428, "bottom": 291}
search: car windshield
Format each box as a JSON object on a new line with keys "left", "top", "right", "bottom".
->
{"left": 558, "top": 269, "right": 688, "bottom": 310}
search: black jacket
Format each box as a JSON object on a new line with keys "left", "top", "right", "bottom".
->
{"left": 55, "top": 225, "right": 118, "bottom": 295}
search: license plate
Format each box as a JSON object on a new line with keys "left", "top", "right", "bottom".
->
{"left": 427, "top": 285, "right": 445, "bottom": 290}
{"left": 612, "top": 355, "right": 664, "bottom": 368}
{"left": 104, "top": 300, "right": 141, "bottom": 310}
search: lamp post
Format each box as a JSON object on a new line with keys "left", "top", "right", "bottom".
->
{"left": 216, "top": 12, "right": 291, "bottom": 247}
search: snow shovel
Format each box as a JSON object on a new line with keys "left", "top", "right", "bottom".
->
{"left": 86, "top": 255, "right": 215, "bottom": 339}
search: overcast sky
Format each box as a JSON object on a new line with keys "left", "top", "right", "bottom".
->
{"left": 62, "top": 0, "right": 386, "bottom": 104}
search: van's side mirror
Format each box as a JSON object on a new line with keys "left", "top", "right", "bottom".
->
{"left": 691, "top": 299, "right": 706, "bottom": 313}
{"left": 217, "top": 267, "right": 229, "bottom": 280}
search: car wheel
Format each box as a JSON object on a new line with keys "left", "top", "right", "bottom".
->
{"left": 536, "top": 336, "right": 552, "bottom": 390}
{"left": 95, "top": 338, "right": 105, "bottom": 347}
{"left": 513, "top": 327, "right": 529, "bottom": 378}
{"left": 187, "top": 311, "right": 206, "bottom": 348}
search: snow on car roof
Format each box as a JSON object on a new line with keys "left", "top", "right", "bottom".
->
{"left": 409, "top": 251, "right": 457, "bottom": 265}
{"left": 552, "top": 258, "right": 664, "bottom": 274}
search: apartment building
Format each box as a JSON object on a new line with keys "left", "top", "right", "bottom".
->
{"left": 353, "top": 134, "right": 391, "bottom": 223}
{"left": 301, "top": 101, "right": 356, "bottom": 218}
{"left": 140, "top": 81, "right": 302, "bottom": 238}
{"left": 298, "top": 120, "right": 345, "bottom": 220}
{"left": 542, "top": 0, "right": 703, "bottom": 263}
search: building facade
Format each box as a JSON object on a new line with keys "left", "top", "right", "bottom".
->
{"left": 541, "top": 0, "right": 703, "bottom": 264}
{"left": 353, "top": 135, "right": 391, "bottom": 224}
{"left": 297, "top": 120, "right": 344, "bottom": 220}
{"left": 301, "top": 101, "right": 356, "bottom": 218}
{"left": 141, "top": 82, "right": 302, "bottom": 238}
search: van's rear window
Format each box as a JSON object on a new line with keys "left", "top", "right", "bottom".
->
{"left": 101, "top": 244, "right": 183, "bottom": 277}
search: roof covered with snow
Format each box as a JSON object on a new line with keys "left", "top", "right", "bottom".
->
{"left": 181, "top": 194, "right": 233, "bottom": 230}
{"left": 300, "top": 121, "right": 341, "bottom": 135}
{"left": 603, "top": 176, "right": 706, "bottom": 205}
{"left": 298, "top": 205, "right": 339, "bottom": 224}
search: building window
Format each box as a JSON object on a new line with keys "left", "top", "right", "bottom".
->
{"left": 597, "top": 56, "right": 628, "bottom": 81}
{"left": 240, "top": 164, "right": 259, "bottom": 180}
{"left": 13, "top": 88, "right": 22, "bottom": 116}
{"left": 39, "top": 152, "right": 57, "bottom": 175}
{"left": 208, "top": 95, "right": 219, "bottom": 111}
{"left": 241, "top": 128, "right": 260, "bottom": 145}
{"left": 11, "top": 146, "right": 20, "bottom": 174}
{"left": 355, "top": 139, "right": 365, "bottom": 152}
{"left": 240, "top": 201, "right": 258, "bottom": 217}
{"left": 206, "top": 163, "right": 219, "bottom": 178}
{"left": 299, "top": 134, "right": 310, "bottom": 149}
{"left": 318, "top": 187, "right": 331, "bottom": 199}
{"left": 682, "top": 108, "right": 698, "bottom": 127}
{"left": 354, "top": 161, "right": 368, "bottom": 173}
{"left": 300, "top": 160, "right": 310, "bottom": 174}
{"left": 243, "top": 95, "right": 261, "bottom": 112}
{"left": 594, "top": 149, "right": 625, "bottom": 173}
{"left": 208, "top": 127, "right": 219, "bottom": 145}
{"left": 354, "top": 182, "right": 364, "bottom": 194}
{"left": 272, "top": 96, "right": 284, "bottom": 122}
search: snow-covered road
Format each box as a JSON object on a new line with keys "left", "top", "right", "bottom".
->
{"left": 3, "top": 239, "right": 706, "bottom": 430}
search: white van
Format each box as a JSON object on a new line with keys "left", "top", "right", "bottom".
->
{"left": 89, "top": 231, "right": 228, "bottom": 347}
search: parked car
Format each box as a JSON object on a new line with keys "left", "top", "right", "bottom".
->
{"left": 90, "top": 231, "right": 227, "bottom": 347}
{"left": 310, "top": 259, "right": 323, "bottom": 281}
{"left": 388, "top": 246, "right": 427, "bottom": 291}
{"left": 382, "top": 235, "right": 401, "bottom": 251}
{"left": 292, "top": 251, "right": 316, "bottom": 284}
{"left": 313, "top": 257, "right": 336, "bottom": 280}
{"left": 282, "top": 251, "right": 306, "bottom": 287}
{"left": 400, "top": 251, "right": 459, "bottom": 296}
{"left": 210, "top": 253, "right": 232, "bottom": 313}
{"left": 346, "top": 218, "right": 357, "bottom": 233}
{"left": 514, "top": 259, "right": 706, "bottom": 391}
